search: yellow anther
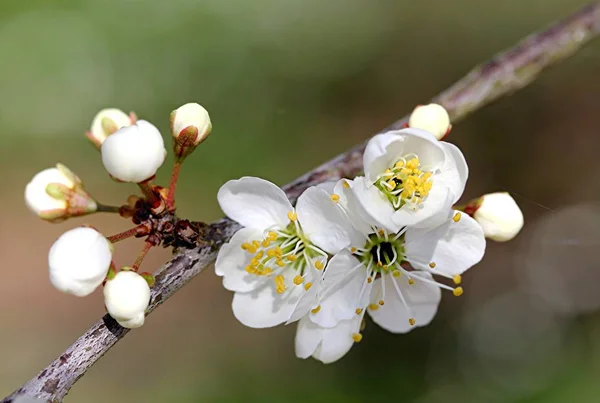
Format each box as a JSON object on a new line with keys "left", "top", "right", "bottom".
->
{"left": 395, "top": 160, "right": 405, "bottom": 169}
{"left": 262, "top": 238, "right": 271, "bottom": 248}
{"left": 367, "top": 277, "right": 373, "bottom": 284}
{"left": 378, "top": 300, "right": 385, "bottom": 306}
{"left": 342, "top": 181, "right": 350, "bottom": 189}
{"left": 293, "top": 275, "right": 304, "bottom": 285}
{"left": 368, "top": 303, "right": 379, "bottom": 311}
{"left": 387, "top": 179, "right": 396, "bottom": 189}
{"left": 276, "top": 259, "right": 285, "bottom": 267}
{"left": 266, "top": 249, "right": 277, "bottom": 257}
{"left": 267, "top": 231, "right": 278, "bottom": 241}
{"left": 311, "top": 305, "right": 321, "bottom": 314}
{"left": 250, "top": 257, "right": 260, "bottom": 266}
{"left": 453, "top": 287, "right": 464, "bottom": 297}
{"left": 453, "top": 212, "right": 461, "bottom": 222}
{"left": 331, "top": 194, "right": 340, "bottom": 202}
{"left": 429, "top": 262, "right": 436, "bottom": 268}
{"left": 274, "top": 275, "right": 286, "bottom": 294}
{"left": 453, "top": 275, "right": 462, "bottom": 285}
{"left": 314, "top": 260, "right": 325, "bottom": 270}
{"left": 409, "top": 318, "right": 416, "bottom": 326}
{"left": 376, "top": 261, "right": 383, "bottom": 267}
{"left": 241, "top": 242, "right": 251, "bottom": 251}
{"left": 352, "top": 333, "right": 363, "bottom": 343}
{"left": 252, "top": 240, "right": 260, "bottom": 249}
{"left": 385, "top": 168, "right": 393, "bottom": 175}
{"left": 351, "top": 247, "right": 357, "bottom": 253}
{"left": 378, "top": 229, "right": 385, "bottom": 236}
{"left": 392, "top": 270, "right": 401, "bottom": 277}
{"left": 286, "top": 254, "right": 297, "bottom": 262}
{"left": 304, "top": 282, "right": 313, "bottom": 291}
{"left": 408, "top": 278, "right": 415, "bottom": 285}
{"left": 287, "top": 211, "right": 297, "bottom": 221}
{"left": 355, "top": 308, "right": 363, "bottom": 315}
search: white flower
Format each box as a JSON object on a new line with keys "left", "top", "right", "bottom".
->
{"left": 101, "top": 120, "right": 166, "bottom": 183}
{"left": 170, "top": 102, "right": 212, "bottom": 159}
{"left": 353, "top": 128, "right": 468, "bottom": 231}
{"left": 25, "top": 164, "right": 97, "bottom": 222}
{"left": 473, "top": 192, "right": 524, "bottom": 242}
{"left": 87, "top": 108, "right": 133, "bottom": 149}
{"left": 215, "top": 177, "right": 360, "bottom": 328}
{"left": 408, "top": 103, "right": 451, "bottom": 140}
{"left": 296, "top": 181, "right": 485, "bottom": 363}
{"left": 103, "top": 270, "right": 151, "bottom": 329}
{"left": 48, "top": 227, "right": 113, "bottom": 297}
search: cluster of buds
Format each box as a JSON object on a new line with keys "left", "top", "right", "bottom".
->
{"left": 25, "top": 103, "right": 212, "bottom": 328}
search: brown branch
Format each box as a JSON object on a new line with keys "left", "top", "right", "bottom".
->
{"left": 4, "top": 2, "right": 600, "bottom": 402}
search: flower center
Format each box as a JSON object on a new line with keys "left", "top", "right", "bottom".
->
{"left": 374, "top": 155, "right": 433, "bottom": 210}
{"left": 240, "top": 211, "right": 326, "bottom": 294}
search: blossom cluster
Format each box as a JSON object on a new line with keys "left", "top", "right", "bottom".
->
{"left": 25, "top": 103, "right": 212, "bottom": 328}
{"left": 216, "top": 104, "right": 524, "bottom": 363}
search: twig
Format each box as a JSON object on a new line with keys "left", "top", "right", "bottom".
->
{"left": 4, "top": 2, "right": 600, "bottom": 402}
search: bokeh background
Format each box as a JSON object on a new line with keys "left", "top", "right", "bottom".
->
{"left": 2, "top": 0, "right": 600, "bottom": 402}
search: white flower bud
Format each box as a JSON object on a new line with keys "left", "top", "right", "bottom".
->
{"left": 473, "top": 192, "right": 524, "bottom": 242}
{"left": 25, "top": 164, "right": 97, "bottom": 222}
{"left": 101, "top": 120, "right": 166, "bottom": 183}
{"left": 48, "top": 227, "right": 113, "bottom": 296}
{"left": 169, "top": 103, "right": 212, "bottom": 160}
{"left": 408, "top": 103, "right": 451, "bottom": 140}
{"left": 87, "top": 108, "right": 133, "bottom": 149}
{"left": 103, "top": 270, "right": 151, "bottom": 329}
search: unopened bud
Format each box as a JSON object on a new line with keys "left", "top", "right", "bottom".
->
{"left": 87, "top": 108, "right": 133, "bottom": 149}
{"left": 49, "top": 227, "right": 113, "bottom": 296}
{"left": 25, "top": 164, "right": 97, "bottom": 222}
{"left": 471, "top": 192, "right": 524, "bottom": 242}
{"left": 408, "top": 103, "right": 451, "bottom": 140}
{"left": 104, "top": 270, "right": 151, "bottom": 329}
{"left": 169, "top": 103, "right": 212, "bottom": 160}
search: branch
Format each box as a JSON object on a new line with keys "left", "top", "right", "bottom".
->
{"left": 5, "top": 2, "right": 600, "bottom": 402}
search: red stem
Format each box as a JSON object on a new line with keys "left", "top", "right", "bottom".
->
{"left": 166, "top": 161, "right": 182, "bottom": 210}
{"left": 132, "top": 242, "right": 153, "bottom": 271}
{"left": 137, "top": 179, "right": 161, "bottom": 207}
{"left": 107, "top": 225, "right": 147, "bottom": 243}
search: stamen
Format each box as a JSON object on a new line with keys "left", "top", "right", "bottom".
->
{"left": 453, "top": 212, "right": 461, "bottom": 222}
{"left": 368, "top": 303, "right": 379, "bottom": 311}
{"left": 274, "top": 275, "right": 286, "bottom": 294}
{"left": 267, "top": 231, "right": 278, "bottom": 241}
{"left": 287, "top": 211, "right": 297, "bottom": 221}
{"left": 429, "top": 262, "right": 436, "bottom": 268}
{"left": 390, "top": 271, "right": 414, "bottom": 320}
{"left": 311, "top": 305, "right": 321, "bottom": 314}
{"left": 352, "top": 333, "right": 363, "bottom": 343}
{"left": 331, "top": 194, "right": 340, "bottom": 202}
{"left": 355, "top": 308, "right": 363, "bottom": 315}
{"left": 342, "top": 181, "right": 350, "bottom": 189}
{"left": 293, "top": 275, "right": 304, "bottom": 285}
{"left": 304, "top": 282, "right": 313, "bottom": 291}
{"left": 351, "top": 247, "right": 357, "bottom": 253}
{"left": 453, "top": 287, "right": 464, "bottom": 297}
{"left": 314, "top": 260, "right": 325, "bottom": 270}
{"left": 453, "top": 275, "right": 462, "bottom": 285}
{"left": 392, "top": 270, "right": 401, "bottom": 277}
{"left": 409, "top": 318, "right": 416, "bottom": 326}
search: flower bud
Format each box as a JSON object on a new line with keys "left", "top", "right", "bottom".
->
{"left": 25, "top": 164, "right": 97, "bottom": 222}
{"left": 472, "top": 192, "right": 524, "bottom": 242}
{"left": 103, "top": 270, "right": 151, "bottom": 329}
{"left": 48, "top": 227, "right": 113, "bottom": 296}
{"left": 87, "top": 108, "right": 133, "bottom": 149}
{"left": 169, "top": 103, "right": 212, "bottom": 160}
{"left": 408, "top": 103, "right": 451, "bottom": 140}
{"left": 101, "top": 120, "right": 166, "bottom": 183}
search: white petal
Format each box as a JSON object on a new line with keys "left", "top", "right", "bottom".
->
{"left": 296, "top": 186, "right": 359, "bottom": 254}
{"left": 474, "top": 192, "right": 524, "bottom": 242}
{"left": 286, "top": 265, "right": 322, "bottom": 324}
{"left": 217, "top": 177, "right": 292, "bottom": 229}
{"left": 295, "top": 313, "right": 363, "bottom": 364}
{"left": 215, "top": 227, "right": 268, "bottom": 292}
{"left": 368, "top": 272, "right": 441, "bottom": 333}
{"left": 117, "top": 313, "right": 145, "bottom": 329}
{"left": 363, "top": 133, "right": 407, "bottom": 183}
{"left": 405, "top": 211, "right": 486, "bottom": 276}
{"left": 311, "top": 252, "right": 369, "bottom": 327}
{"left": 352, "top": 177, "right": 402, "bottom": 233}
{"left": 390, "top": 178, "right": 454, "bottom": 229}
{"left": 232, "top": 271, "right": 305, "bottom": 328}
{"left": 104, "top": 271, "right": 151, "bottom": 323}
{"left": 316, "top": 181, "right": 337, "bottom": 194}
{"left": 333, "top": 179, "right": 374, "bottom": 237}
{"left": 439, "top": 141, "right": 468, "bottom": 203}
{"left": 25, "top": 168, "right": 72, "bottom": 214}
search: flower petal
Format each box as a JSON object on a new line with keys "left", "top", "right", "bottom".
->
{"left": 232, "top": 274, "right": 305, "bottom": 328}
{"left": 363, "top": 133, "right": 407, "bottom": 183}
{"left": 295, "top": 313, "right": 363, "bottom": 364}
{"left": 217, "top": 177, "right": 293, "bottom": 229}
{"left": 296, "top": 186, "right": 359, "bottom": 254}
{"left": 333, "top": 179, "right": 374, "bottom": 237}
{"left": 311, "top": 251, "right": 369, "bottom": 328}
{"left": 368, "top": 271, "right": 441, "bottom": 333}
{"left": 286, "top": 265, "right": 321, "bottom": 324}
{"left": 440, "top": 141, "right": 468, "bottom": 203}
{"left": 390, "top": 179, "right": 454, "bottom": 229}
{"left": 405, "top": 211, "right": 486, "bottom": 276}
{"left": 352, "top": 176, "right": 402, "bottom": 233}
{"left": 215, "top": 227, "right": 269, "bottom": 292}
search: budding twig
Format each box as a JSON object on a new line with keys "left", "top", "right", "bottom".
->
{"left": 106, "top": 225, "right": 148, "bottom": 244}
{"left": 5, "top": 2, "right": 600, "bottom": 402}
{"left": 166, "top": 160, "right": 183, "bottom": 210}
{"left": 132, "top": 241, "right": 154, "bottom": 271}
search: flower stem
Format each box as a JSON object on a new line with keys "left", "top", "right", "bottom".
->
{"left": 166, "top": 160, "right": 182, "bottom": 210}
{"left": 96, "top": 203, "right": 122, "bottom": 214}
{"left": 132, "top": 241, "right": 153, "bottom": 271}
{"left": 137, "top": 179, "right": 162, "bottom": 207}
{"left": 107, "top": 225, "right": 147, "bottom": 243}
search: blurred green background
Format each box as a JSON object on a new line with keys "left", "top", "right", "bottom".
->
{"left": 2, "top": 0, "right": 600, "bottom": 402}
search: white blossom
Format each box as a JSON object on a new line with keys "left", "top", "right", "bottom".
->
{"left": 101, "top": 120, "right": 166, "bottom": 183}
{"left": 170, "top": 102, "right": 212, "bottom": 159}
{"left": 408, "top": 103, "right": 451, "bottom": 140}
{"left": 353, "top": 128, "right": 468, "bottom": 231}
{"left": 87, "top": 108, "right": 133, "bottom": 148}
{"left": 473, "top": 192, "right": 524, "bottom": 242}
{"left": 48, "top": 227, "right": 112, "bottom": 297}
{"left": 103, "top": 270, "right": 151, "bottom": 329}
{"left": 215, "top": 177, "right": 360, "bottom": 328}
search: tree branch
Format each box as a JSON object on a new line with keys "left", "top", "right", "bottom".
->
{"left": 5, "top": 2, "right": 600, "bottom": 402}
